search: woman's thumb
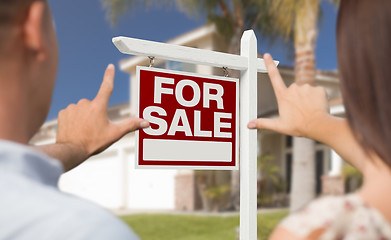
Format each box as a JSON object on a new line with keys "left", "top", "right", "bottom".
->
{"left": 247, "top": 118, "right": 279, "bottom": 131}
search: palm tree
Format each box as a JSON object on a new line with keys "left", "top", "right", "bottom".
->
{"left": 103, "top": 0, "right": 282, "bottom": 53}
{"left": 269, "top": 0, "right": 338, "bottom": 212}
{"left": 103, "top": 0, "right": 338, "bottom": 212}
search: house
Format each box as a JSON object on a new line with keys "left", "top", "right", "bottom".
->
{"left": 30, "top": 24, "right": 345, "bottom": 212}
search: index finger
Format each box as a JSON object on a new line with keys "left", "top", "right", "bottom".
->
{"left": 94, "top": 64, "right": 115, "bottom": 105}
{"left": 264, "top": 53, "right": 287, "bottom": 95}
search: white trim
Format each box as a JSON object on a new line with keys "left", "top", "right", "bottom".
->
{"left": 330, "top": 104, "right": 345, "bottom": 115}
{"left": 329, "top": 150, "right": 343, "bottom": 176}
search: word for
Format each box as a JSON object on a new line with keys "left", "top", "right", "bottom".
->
{"left": 143, "top": 77, "right": 232, "bottom": 138}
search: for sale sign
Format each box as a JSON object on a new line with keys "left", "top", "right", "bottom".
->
{"left": 136, "top": 67, "right": 239, "bottom": 170}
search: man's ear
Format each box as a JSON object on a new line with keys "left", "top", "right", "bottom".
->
{"left": 23, "top": 1, "right": 47, "bottom": 61}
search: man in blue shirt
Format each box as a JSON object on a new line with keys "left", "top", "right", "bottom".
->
{"left": 0, "top": 0, "right": 149, "bottom": 239}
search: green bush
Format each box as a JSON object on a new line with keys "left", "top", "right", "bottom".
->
{"left": 258, "top": 154, "right": 287, "bottom": 207}
{"left": 342, "top": 164, "right": 363, "bottom": 192}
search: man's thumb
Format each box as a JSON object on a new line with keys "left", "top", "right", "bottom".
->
{"left": 117, "top": 118, "right": 149, "bottom": 134}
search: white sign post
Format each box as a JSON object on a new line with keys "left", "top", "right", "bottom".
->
{"left": 113, "top": 30, "right": 279, "bottom": 240}
{"left": 239, "top": 31, "right": 258, "bottom": 240}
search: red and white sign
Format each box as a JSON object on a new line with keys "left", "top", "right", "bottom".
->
{"left": 136, "top": 67, "right": 239, "bottom": 170}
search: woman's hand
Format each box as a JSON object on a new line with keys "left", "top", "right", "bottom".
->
{"left": 247, "top": 53, "right": 329, "bottom": 139}
{"left": 247, "top": 53, "right": 366, "bottom": 172}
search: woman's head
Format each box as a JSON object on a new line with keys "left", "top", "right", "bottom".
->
{"left": 337, "top": 0, "right": 391, "bottom": 168}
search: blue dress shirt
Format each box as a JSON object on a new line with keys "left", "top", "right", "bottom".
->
{"left": 0, "top": 140, "right": 140, "bottom": 240}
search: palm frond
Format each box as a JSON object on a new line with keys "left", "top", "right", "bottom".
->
{"left": 268, "top": 0, "right": 307, "bottom": 41}
{"left": 326, "top": 0, "right": 340, "bottom": 6}
{"left": 102, "top": 0, "right": 173, "bottom": 25}
{"left": 175, "top": 0, "right": 220, "bottom": 18}
{"left": 207, "top": 14, "right": 235, "bottom": 40}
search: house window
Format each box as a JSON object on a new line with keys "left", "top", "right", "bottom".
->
{"left": 284, "top": 135, "right": 293, "bottom": 193}
{"left": 315, "top": 150, "right": 324, "bottom": 195}
{"left": 286, "top": 135, "right": 293, "bottom": 148}
{"left": 285, "top": 153, "right": 292, "bottom": 193}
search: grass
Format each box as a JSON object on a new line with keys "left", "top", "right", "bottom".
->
{"left": 120, "top": 210, "right": 288, "bottom": 240}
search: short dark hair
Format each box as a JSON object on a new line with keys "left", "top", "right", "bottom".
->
{"left": 0, "top": 0, "right": 44, "bottom": 52}
{"left": 337, "top": 0, "right": 391, "bottom": 168}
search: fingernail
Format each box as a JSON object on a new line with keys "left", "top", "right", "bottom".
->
{"left": 264, "top": 53, "right": 270, "bottom": 59}
{"left": 107, "top": 64, "right": 114, "bottom": 69}
{"left": 248, "top": 122, "right": 256, "bottom": 129}
{"left": 140, "top": 120, "right": 149, "bottom": 128}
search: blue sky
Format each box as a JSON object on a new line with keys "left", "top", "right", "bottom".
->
{"left": 47, "top": 0, "right": 338, "bottom": 120}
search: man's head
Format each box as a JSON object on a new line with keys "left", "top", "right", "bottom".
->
{"left": 0, "top": 0, "right": 58, "bottom": 143}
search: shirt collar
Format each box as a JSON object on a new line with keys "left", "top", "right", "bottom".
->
{"left": 0, "top": 140, "right": 63, "bottom": 187}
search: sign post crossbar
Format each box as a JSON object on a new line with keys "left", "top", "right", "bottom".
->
{"left": 113, "top": 35, "right": 278, "bottom": 72}
{"left": 113, "top": 30, "right": 279, "bottom": 240}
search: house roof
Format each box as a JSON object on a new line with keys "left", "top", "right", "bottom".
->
{"left": 278, "top": 65, "right": 339, "bottom": 84}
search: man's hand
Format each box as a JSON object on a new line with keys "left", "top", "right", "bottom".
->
{"left": 37, "top": 64, "right": 149, "bottom": 171}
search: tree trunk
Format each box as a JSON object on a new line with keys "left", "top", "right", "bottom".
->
{"left": 196, "top": 171, "right": 213, "bottom": 211}
{"left": 290, "top": 137, "right": 316, "bottom": 211}
{"left": 230, "top": 169, "right": 240, "bottom": 210}
{"left": 290, "top": 0, "right": 319, "bottom": 212}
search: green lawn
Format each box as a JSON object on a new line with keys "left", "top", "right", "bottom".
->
{"left": 121, "top": 210, "right": 288, "bottom": 240}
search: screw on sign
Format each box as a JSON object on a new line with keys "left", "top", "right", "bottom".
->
{"left": 136, "top": 67, "right": 239, "bottom": 170}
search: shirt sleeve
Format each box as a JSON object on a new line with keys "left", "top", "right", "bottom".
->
{"left": 40, "top": 197, "right": 141, "bottom": 240}
{"left": 70, "top": 215, "right": 140, "bottom": 240}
